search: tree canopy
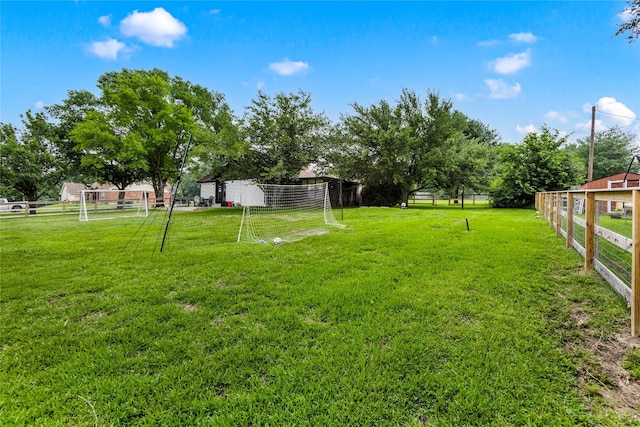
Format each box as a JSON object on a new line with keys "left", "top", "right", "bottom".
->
{"left": 491, "top": 127, "right": 584, "bottom": 208}
{"left": 241, "top": 90, "right": 329, "bottom": 183}
{"left": 617, "top": 0, "right": 640, "bottom": 41}
{"left": 340, "top": 89, "right": 493, "bottom": 205}
{"left": 0, "top": 112, "right": 68, "bottom": 202}
{"left": 51, "top": 68, "right": 234, "bottom": 207}
{"left": 565, "top": 127, "right": 638, "bottom": 181}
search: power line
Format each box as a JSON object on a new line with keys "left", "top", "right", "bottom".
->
{"left": 574, "top": 117, "right": 592, "bottom": 135}
{"left": 595, "top": 107, "right": 639, "bottom": 121}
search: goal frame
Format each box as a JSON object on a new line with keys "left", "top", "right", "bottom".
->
{"left": 79, "top": 190, "right": 149, "bottom": 222}
{"left": 237, "top": 182, "right": 342, "bottom": 243}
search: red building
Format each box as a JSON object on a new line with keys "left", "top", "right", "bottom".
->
{"left": 581, "top": 173, "right": 640, "bottom": 214}
{"left": 581, "top": 173, "right": 640, "bottom": 190}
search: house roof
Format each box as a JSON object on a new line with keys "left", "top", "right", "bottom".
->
{"left": 60, "top": 182, "right": 90, "bottom": 194}
{"left": 581, "top": 173, "right": 640, "bottom": 190}
{"left": 61, "top": 182, "right": 170, "bottom": 193}
{"left": 197, "top": 174, "right": 218, "bottom": 183}
{"left": 299, "top": 166, "right": 337, "bottom": 179}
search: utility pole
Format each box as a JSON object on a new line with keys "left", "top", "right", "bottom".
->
{"left": 588, "top": 105, "right": 596, "bottom": 182}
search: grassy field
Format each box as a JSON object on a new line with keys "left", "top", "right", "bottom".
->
{"left": 1, "top": 205, "right": 638, "bottom": 426}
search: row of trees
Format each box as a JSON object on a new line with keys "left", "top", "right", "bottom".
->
{"left": 1, "top": 68, "right": 638, "bottom": 209}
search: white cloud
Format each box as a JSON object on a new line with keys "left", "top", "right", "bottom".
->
{"left": 575, "top": 119, "right": 607, "bottom": 133}
{"left": 478, "top": 40, "right": 500, "bottom": 47}
{"left": 516, "top": 123, "right": 537, "bottom": 135}
{"left": 595, "top": 96, "right": 637, "bottom": 128}
{"left": 256, "top": 81, "right": 265, "bottom": 90}
{"left": 594, "top": 119, "right": 608, "bottom": 133}
{"left": 619, "top": 8, "right": 633, "bottom": 23}
{"left": 490, "top": 49, "right": 531, "bottom": 74}
{"left": 544, "top": 110, "right": 569, "bottom": 124}
{"left": 431, "top": 36, "right": 439, "bottom": 45}
{"left": 34, "top": 100, "right": 45, "bottom": 109}
{"left": 88, "top": 38, "right": 127, "bottom": 60}
{"left": 98, "top": 14, "right": 112, "bottom": 27}
{"left": 120, "top": 8, "right": 187, "bottom": 48}
{"left": 207, "top": 9, "right": 221, "bottom": 15}
{"left": 454, "top": 93, "right": 471, "bottom": 102}
{"left": 509, "top": 32, "right": 538, "bottom": 44}
{"left": 485, "top": 79, "right": 521, "bottom": 99}
{"left": 269, "top": 58, "right": 309, "bottom": 76}
{"left": 574, "top": 98, "right": 639, "bottom": 142}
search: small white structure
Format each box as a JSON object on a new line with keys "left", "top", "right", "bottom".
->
{"left": 196, "top": 174, "right": 218, "bottom": 202}
{"left": 226, "top": 180, "right": 265, "bottom": 206}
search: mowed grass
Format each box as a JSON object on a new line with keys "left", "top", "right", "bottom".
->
{"left": 0, "top": 205, "right": 635, "bottom": 426}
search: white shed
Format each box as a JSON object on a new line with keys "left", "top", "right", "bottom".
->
{"left": 196, "top": 174, "right": 218, "bottom": 205}
{"left": 225, "top": 180, "right": 265, "bottom": 206}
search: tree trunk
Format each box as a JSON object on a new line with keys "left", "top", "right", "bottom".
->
{"left": 117, "top": 191, "right": 126, "bottom": 210}
{"left": 153, "top": 179, "right": 166, "bottom": 208}
{"left": 401, "top": 187, "right": 410, "bottom": 208}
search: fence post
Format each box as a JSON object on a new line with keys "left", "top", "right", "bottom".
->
{"left": 632, "top": 190, "right": 640, "bottom": 336}
{"left": 555, "top": 192, "right": 562, "bottom": 235}
{"left": 566, "top": 192, "right": 574, "bottom": 249}
{"left": 585, "top": 191, "right": 595, "bottom": 271}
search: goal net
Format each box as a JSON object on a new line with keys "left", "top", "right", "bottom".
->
{"left": 237, "top": 182, "right": 343, "bottom": 243}
{"left": 79, "top": 190, "right": 149, "bottom": 221}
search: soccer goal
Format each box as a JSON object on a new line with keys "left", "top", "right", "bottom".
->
{"left": 237, "top": 182, "right": 343, "bottom": 243}
{"left": 79, "top": 190, "right": 149, "bottom": 221}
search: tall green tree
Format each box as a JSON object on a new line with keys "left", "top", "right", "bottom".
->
{"left": 46, "top": 89, "right": 100, "bottom": 179}
{"left": 434, "top": 132, "right": 493, "bottom": 199}
{"left": 0, "top": 112, "right": 68, "bottom": 203}
{"left": 617, "top": 0, "right": 640, "bottom": 41}
{"left": 242, "top": 90, "right": 329, "bottom": 183}
{"left": 52, "top": 68, "right": 235, "bottom": 207}
{"left": 341, "top": 89, "right": 488, "bottom": 205}
{"left": 70, "top": 110, "right": 147, "bottom": 194}
{"left": 491, "top": 127, "right": 584, "bottom": 208}
{"left": 565, "top": 128, "right": 638, "bottom": 181}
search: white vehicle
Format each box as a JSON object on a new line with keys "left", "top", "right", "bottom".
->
{"left": 0, "top": 198, "right": 26, "bottom": 211}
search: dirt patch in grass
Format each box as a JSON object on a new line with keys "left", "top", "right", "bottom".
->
{"left": 566, "top": 302, "right": 640, "bottom": 420}
{"left": 182, "top": 303, "right": 197, "bottom": 313}
{"left": 592, "top": 333, "right": 640, "bottom": 418}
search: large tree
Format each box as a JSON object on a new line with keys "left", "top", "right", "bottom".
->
{"left": 491, "top": 127, "right": 584, "bottom": 208}
{"left": 565, "top": 127, "right": 638, "bottom": 181}
{"left": 0, "top": 112, "right": 68, "bottom": 204}
{"left": 617, "top": 0, "right": 640, "bottom": 41}
{"left": 241, "top": 90, "right": 329, "bottom": 183}
{"left": 70, "top": 110, "right": 147, "bottom": 195}
{"left": 45, "top": 89, "right": 101, "bottom": 179}
{"left": 341, "top": 89, "right": 489, "bottom": 205}
{"left": 53, "top": 68, "right": 235, "bottom": 207}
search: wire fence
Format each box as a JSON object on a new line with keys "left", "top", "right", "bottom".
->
{"left": 537, "top": 189, "right": 639, "bottom": 336}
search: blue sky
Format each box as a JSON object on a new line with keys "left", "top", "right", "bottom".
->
{"left": 2, "top": 1, "right": 639, "bottom": 144}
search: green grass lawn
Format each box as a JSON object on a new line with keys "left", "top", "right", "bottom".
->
{"left": 1, "top": 205, "right": 637, "bottom": 426}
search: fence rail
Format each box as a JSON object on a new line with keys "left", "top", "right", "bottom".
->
{"left": 0, "top": 197, "right": 191, "bottom": 219}
{"left": 536, "top": 189, "right": 639, "bottom": 336}
{"left": 410, "top": 193, "right": 490, "bottom": 206}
